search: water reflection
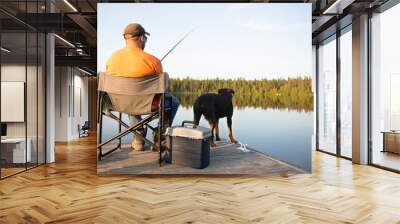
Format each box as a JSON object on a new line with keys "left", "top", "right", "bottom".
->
{"left": 101, "top": 93, "right": 313, "bottom": 171}
{"left": 174, "top": 92, "right": 313, "bottom": 112}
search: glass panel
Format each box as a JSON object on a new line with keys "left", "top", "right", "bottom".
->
{"left": 318, "top": 36, "right": 337, "bottom": 154}
{"left": 1, "top": 30, "right": 28, "bottom": 177}
{"left": 340, "top": 29, "right": 352, "bottom": 158}
{"left": 26, "top": 0, "right": 39, "bottom": 169}
{"left": 38, "top": 32, "right": 45, "bottom": 165}
{"left": 371, "top": 4, "right": 400, "bottom": 171}
{"left": 27, "top": 31, "right": 38, "bottom": 169}
{"left": 0, "top": 1, "right": 46, "bottom": 178}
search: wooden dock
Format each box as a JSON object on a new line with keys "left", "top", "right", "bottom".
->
{"left": 97, "top": 140, "right": 304, "bottom": 176}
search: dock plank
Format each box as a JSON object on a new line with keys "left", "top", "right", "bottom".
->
{"left": 97, "top": 140, "right": 303, "bottom": 175}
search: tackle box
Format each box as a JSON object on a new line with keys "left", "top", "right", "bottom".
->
{"left": 165, "top": 121, "right": 212, "bottom": 169}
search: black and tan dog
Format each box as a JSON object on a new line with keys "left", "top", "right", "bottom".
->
{"left": 193, "top": 88, "right": 238, "bottom": 147}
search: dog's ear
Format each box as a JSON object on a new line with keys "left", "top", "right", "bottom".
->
{"left": 218, "top": 88, "right": 226, "bottom": 94}
{"left": 218, "top": 88, "right": 235, "bottom": 95}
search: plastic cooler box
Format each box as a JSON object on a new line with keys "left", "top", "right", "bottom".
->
{"left": 165, "top": 121, "right": 212, "bottom": 169}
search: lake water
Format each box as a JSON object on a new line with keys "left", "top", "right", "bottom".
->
{"left": 101, "top": 104, "right": 313, "bottom": 172}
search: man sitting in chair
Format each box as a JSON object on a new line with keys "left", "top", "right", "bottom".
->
{"left": 106, "top": 23, "right": 179, "bottom": 151}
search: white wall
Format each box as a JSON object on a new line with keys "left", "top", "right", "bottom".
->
{"left": 54, "top": 67, "right": 89, "bottom": 141}
{"left": 1, "top": 64, "right": 27, "bottom": 140}
{"left": 55, "top": 67, "right": 69, "bottom": 141}
{"left": 1, "top": 65, "right": 36, "bottom": 137}
{"left": 70, "top": 72, "right": 89, "bottom": 139}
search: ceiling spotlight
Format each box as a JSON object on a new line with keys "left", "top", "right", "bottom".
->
{"left": 322, "top": 0, "right": 355, "bottom": 15}
{"left": 1, "top": 47, "right": 11, "bottom": 53}
{"left": 54, "top": 34, "right": 75, "bottom": 48}
{"left": 63, "top": 0, "right": 78, "bottom": 12}
{"left": 76, "top": 48, "right": 86, "bottom": 55}
{"left": 77, "top": 67, "right": 93, "bottom": 76}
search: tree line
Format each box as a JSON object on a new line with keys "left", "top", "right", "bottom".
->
{"left": 168, "top": 76, "right": 314, "bottom": 112}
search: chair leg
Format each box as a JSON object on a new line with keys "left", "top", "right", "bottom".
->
{"left": 159, "top": 93, "right": 164, "bottom": 166}
{"left": 117, "top": 112, "right": 122, "bottom": 149}
{"left": 97, "top": 92, "right": 122, "bottom": 160}
{"left": 96, "top": 94, "right": 160, "bottom": 160}
{"left": 167, "top": 96, "right": 173, "bottom": 126}
{"left": 98, "top": 112, "right": 158, "bottom": 149}
{"left": 97, "top": 112, "right": 103, "bottom": 161}
{"left": 97, "top": 91, "right": 102, "bottom": 161}
{"left": 107, "top": 113, "right": 155, "bottom": 148}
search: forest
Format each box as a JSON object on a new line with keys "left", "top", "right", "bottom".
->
{"left": 168, "top": 76, "right": 313, "bottom": 112}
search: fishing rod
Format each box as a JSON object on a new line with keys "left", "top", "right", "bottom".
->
{"left": 160, "top": 27, "right": 196, "bottom": 62}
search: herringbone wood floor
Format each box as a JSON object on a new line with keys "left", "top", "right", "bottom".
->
{"left": 1, "top": 135, "right": 400, "bottom": 224}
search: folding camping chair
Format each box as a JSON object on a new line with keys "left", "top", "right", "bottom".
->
{"left": 78, "top": 121, "right": 90, "bottom": 138}
{"left": 97, "top": 72, "right": 171, "bottom": 166}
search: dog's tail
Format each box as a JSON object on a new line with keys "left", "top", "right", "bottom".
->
{"left": 193, "top": 106, "right": 201, "bottom": 126}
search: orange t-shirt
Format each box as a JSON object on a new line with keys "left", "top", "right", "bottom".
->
{"left": 106, "top": 47, "right": 163, "bottom": 77}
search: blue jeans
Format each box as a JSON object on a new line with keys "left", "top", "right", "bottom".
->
{"left": 165, "top": 94, "right": 179, "bottom": 123}
{"left": 130, "top": 94, "right": 179, "bottom": 141}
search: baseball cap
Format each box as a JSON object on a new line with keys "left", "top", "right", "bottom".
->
{"left": 123, "top": 23, "right": 150, "bottom": 38}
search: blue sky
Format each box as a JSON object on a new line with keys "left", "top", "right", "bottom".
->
{"left": 98, "top": 3, "right": 311, "bottom": 79}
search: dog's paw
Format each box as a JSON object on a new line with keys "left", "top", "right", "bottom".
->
{"left": 210, "top": 142, "right": 217, "bottom": 148}
{"left": 215, "top": 137, "right": 221, "bottom": 141}
{"left": 230, "top": 138, "right": 238, "bottom": 144}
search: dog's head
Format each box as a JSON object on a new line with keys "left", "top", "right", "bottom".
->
{"left": 218, "top": 88, "right": 235, "bottom": 99}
